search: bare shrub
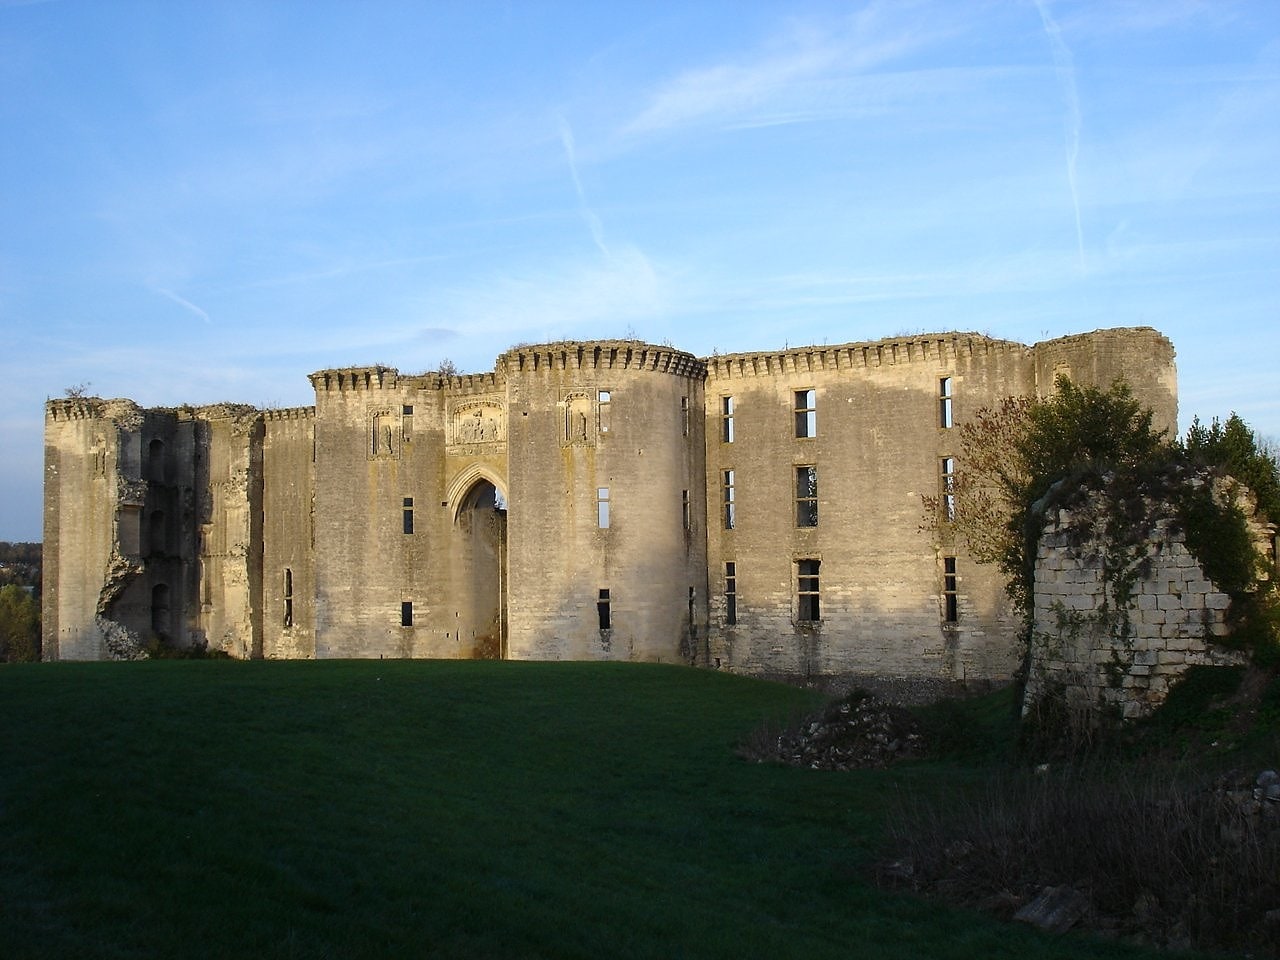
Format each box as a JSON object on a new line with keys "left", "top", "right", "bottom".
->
{"left": 882, "top": 763, "right": 1280, "bottom": 954}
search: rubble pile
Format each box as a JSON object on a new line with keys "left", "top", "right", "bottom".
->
{"left": 744, "top": 691, "right": 925, "bottom": 770}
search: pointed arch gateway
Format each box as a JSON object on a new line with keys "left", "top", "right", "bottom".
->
{"left": 445, "top": 465, "right": 508, "bottom": 659}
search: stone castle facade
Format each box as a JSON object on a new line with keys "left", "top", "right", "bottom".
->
{"left": 42, "top": 327, "right": 1177, "bottom": 682}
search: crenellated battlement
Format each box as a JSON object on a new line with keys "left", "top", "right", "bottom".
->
{"left": 501, "top": 340, "right": 706, "bottom": 380}
{"left": 308, "top": 366, "right": 400, "bottom": 393}
{"left": 703, "top": 332, "right": 1031, "bottom": 380}
{"left": 262, "top": 406, "right": 316, "bottom": 422}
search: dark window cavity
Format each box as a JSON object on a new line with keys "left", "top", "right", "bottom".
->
{"left": 721, "top": 396, "right": 735, "bottom": 443}
{"left": 944, "top": 557, "right": 959, "bottom": 623}
{"left": 597, "top": 589, "right": 611, "bottom": 630}
{"left": 403, "top": 497, "right": 414, "bottom": 534}
{"left": 797, "top": 559, "right": 820, "bottom": 622}
{"left": 722, "top": 469, "right": 736, "bottom": 529}
{"left": 795, "top": 465, "right": 818, "bottom": 527}
{"left": 725, "top": 561, "right": 737, "bottom": 625}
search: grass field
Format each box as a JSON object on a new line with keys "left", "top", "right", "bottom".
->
{"left": 0, "top": 660, "right": 1184, "bottom": 959}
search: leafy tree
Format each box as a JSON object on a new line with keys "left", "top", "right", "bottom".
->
{"left": 1182, "top": 413, "right": 1280, "bottom": 525}
{"left": 0, "top": 584, "right": 40, "bottom": 662}
{"left": 925, "top": 377, "right": 1170, "bottom": 613}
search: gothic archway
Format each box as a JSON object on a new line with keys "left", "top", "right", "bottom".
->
{"left": 451, "top": 478, "right": 507, "bottom": 659}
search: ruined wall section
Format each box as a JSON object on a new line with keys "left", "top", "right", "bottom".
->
{"left": 503, "top": 342, "right": 708, "bottom": 662}
{"left": 43, "top": 399, "right": 146, "bottom": 659}
{"left": 261, "top": 408, "right": 316, "bottom": 658}
{"left": 1026, "top": 475, "right": 1265, "bottom": 720}
{"left": 1032, "top": 327, "right": 1178, "bottom": 436}
{"left": 703, "top": 334, "right": 1030, "bottom": 682}
{"left": 190, "top": 405, "right": 263, "bottom": 658}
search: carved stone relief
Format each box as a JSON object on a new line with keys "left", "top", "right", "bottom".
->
{"left": 370, "top": 410, "right": 398, "bottom": 459}
{"left": 560, "top": 392, "right": 593, "bottom": 446}
{"left": 447, "top": 397, "right": 506, "bottom": 447}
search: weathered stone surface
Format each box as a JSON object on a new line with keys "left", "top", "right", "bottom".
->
{"left": 45, "top": 327, "right": 1178, "bottom": 677}
{"left": 1014, "top": 886, "right": 1092, "bottom": 934}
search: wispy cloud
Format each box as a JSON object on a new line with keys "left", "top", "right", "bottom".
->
{"left": 557, "top": 115, "right": 610, "bottom": 257}
{"left": 1034, "top": 0, "right": 1087, "bottom": 274}
{"left": 429, "top": 245, "right": 664, "bottom": 342}
{"left": 153, "top": 287, "right": 211, "bottom": 324}
{"left": 621, "top": 5, "right": 955, "bottom": 137}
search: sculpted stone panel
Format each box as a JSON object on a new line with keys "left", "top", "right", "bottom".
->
{"left": 370, "top": 409, "right": 398, "bottom": 459}
{"left": 448, "top": 397, "right": 506, "bottom": 447}
{"left": 560, "top": 392, "right": 593, "bottom": 446}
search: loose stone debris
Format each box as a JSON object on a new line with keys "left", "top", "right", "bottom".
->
{"left": 739, "top": 690, "right": 925, "bottom": 770}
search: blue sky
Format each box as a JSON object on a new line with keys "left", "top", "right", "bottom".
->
{"left": 2, "top": 0, "right": 1278, "bottom": 541}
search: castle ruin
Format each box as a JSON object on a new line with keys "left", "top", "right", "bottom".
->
{"left": 42, "top": 327, "right": 1177, "bottom": 683}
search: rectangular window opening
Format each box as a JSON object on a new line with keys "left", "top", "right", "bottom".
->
{"left": 725, "top": 561, "right": 737, "bottom": 625}
{"left": 795, "top": 465, "right": 818, "bottom": 527}
{"left": 682, "top": 489, "right": 691, "bottom": 531}
{"left": 721, "top": 396, "right": 735, "bottom": 443}
{"left": 597, "top": 487, "right": 610, "bottom": 529}
{"left": 940, "top": 377, "right": 954, "bottom": 429}
{"left": 680, "top": 396, "right": 690, "bottom": 437}
{"left": 283, "top": 568, "right": 294, "bottom": 628}
{"left": 797, "top": 559, "right": 820, "bottom": 622}
{"left": 940, "top": 457, "right": 956, "bottom": 523}
{"left": 597, "top": 390, "right": 612, "bottom": 434}
{"left": 597, "top": 588, "right": 611, "bottom": 631}
{"left": 794, "top": 389, "right": 816, "bottom": 438}
{"left": 403, "top": 496, "right": 414, "bottom": 535}
{"left": 401, "top": 601, "right": 414, "bottom": 627}
{"left": 944, "top": 556, "right": 959, "bottom": 623}
{"left": 722, "top": 469, "right": 736, "bottom": 530}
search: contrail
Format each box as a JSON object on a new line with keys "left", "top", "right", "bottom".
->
{"left": 155, "top": 287, "right": 211, "bottom": 324}
{"left": 1034, "top": 0, "right": 1086, "bottom": 273}
{"left": 557, "top": 115, "right": 610, "bottom": 258}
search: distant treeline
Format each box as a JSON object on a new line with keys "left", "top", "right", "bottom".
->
{"left": 0, "top": 542, "right": 41, "bottom": 593}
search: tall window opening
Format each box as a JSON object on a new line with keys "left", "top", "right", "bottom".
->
{"left": 688, "top": 587, "right": 696, "bottom": 638}
{"left": 939, "top": 377, "right": 953, "bottom": 429}
{"left": 284, "top": 568, "right": 294, "bottom": 628}
{"left": 597, "top": 589, "right": 611, "bottom": 630}
{"left": 151, "top": 583, "right": 170, "bottom": 639}
{"left": 403, "top": 497, "right": 414, "bottom": 534}
{"left": 402, "top": 404, "right": 413, "bottom": 442}
{"left": 722, "top": 469, "right": 736, "bottom": 529}
{"left": 940, "top": 457, "right": 956, "bottom": 522}
{"left": 795, "top": 465, "right": 818, "bottom": 527}
{"left": 680, "top": 396, "right": 690, "bottom": 437}
{"left": 401, "top": 601, "right": 414, "bottom": 627}
{"left": 797, "top": 559, "right": 820, "bottom": 622}
{"left": 725, "top": 561, "right": 737, "bottom": 625}
{"left": 682, "top": 489, "right": 691, "bottom": 530}
{"left": 149, "top": 510, "right": 166, "bottom": 555}
{"left": 721, "top": 396, "right": 735, "bottom": 443}
{"left": 795, "top": 389, "right": 816, "bottom": 438}
{"left": 597, "top": 487, "right": 610, "bottom": 528}
{"left": 943, "top": 557, "right": 959, "bottom": 623}
{"left": 597, "top": 390, "right": 612, "bottom": 434}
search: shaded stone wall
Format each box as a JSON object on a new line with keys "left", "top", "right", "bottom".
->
{"left": 1026, "top": 475, "right": 1271, "bottom": 719}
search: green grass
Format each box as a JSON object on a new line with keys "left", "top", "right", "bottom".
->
{"left": 0, "top": 661, "right": 1180, "bottom": 959}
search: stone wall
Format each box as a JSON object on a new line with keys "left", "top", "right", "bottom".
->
{"left": 44, "top": 326, "right": 1180, "bottom": 680}
{"left": 1026, "top": 475, "right": 1271, "bottom": 719}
